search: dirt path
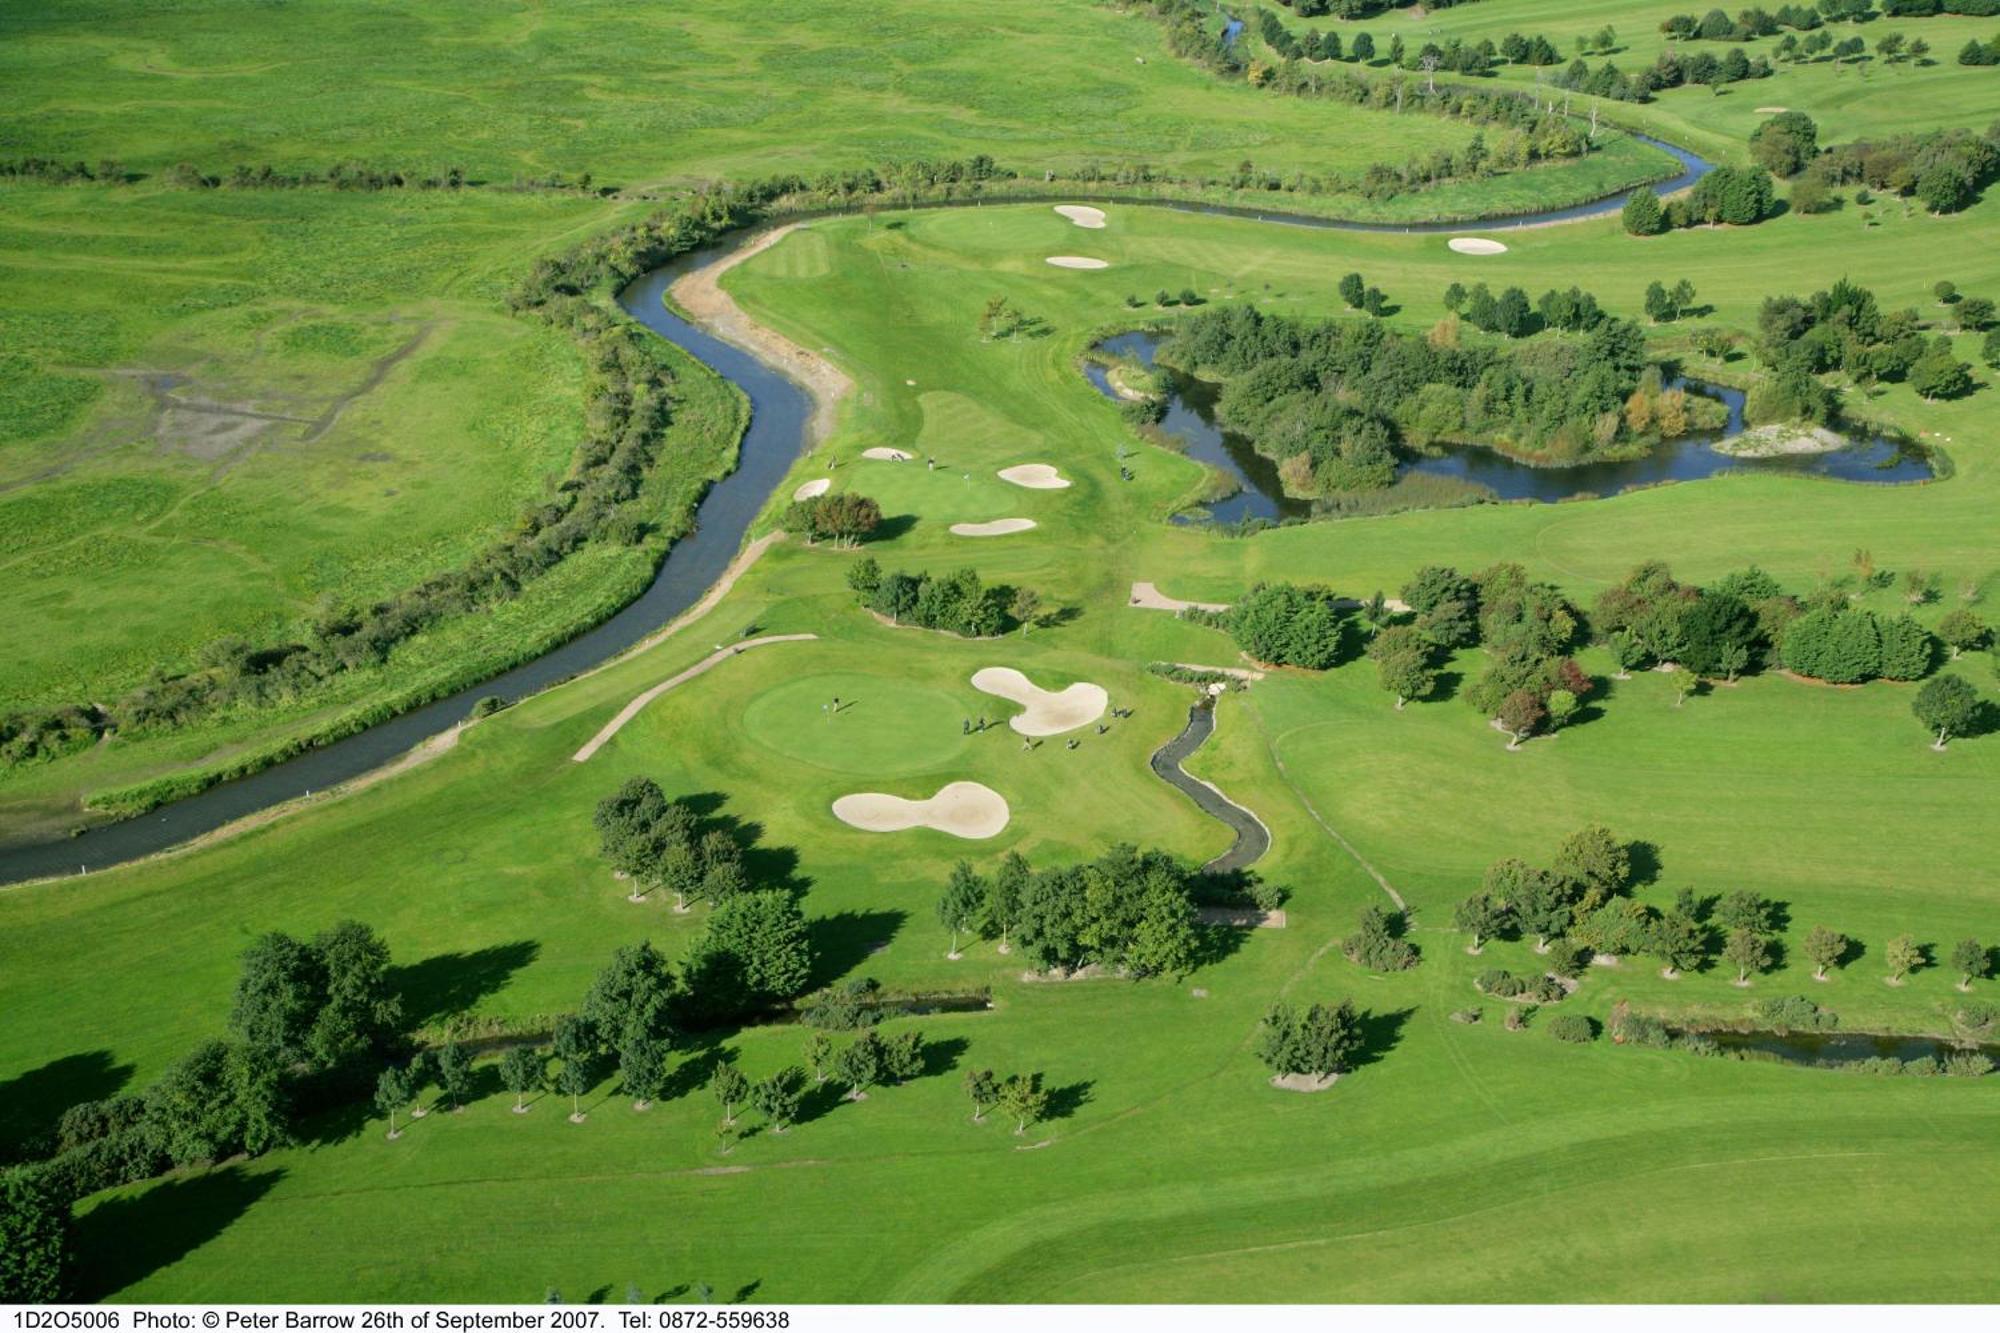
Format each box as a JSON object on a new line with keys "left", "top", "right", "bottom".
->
{"left": 573, "top": 632, "right": 818, "bottom": 763}
{"left": 669, "top": 223, "right": 852, "bottom": 448}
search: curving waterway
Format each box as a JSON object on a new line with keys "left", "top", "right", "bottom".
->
{"left": 0, "top": 141, "right": 1736, "bottom": 884}
{"left": 1150, "top": 695, "right": 1269, "bottom": 874}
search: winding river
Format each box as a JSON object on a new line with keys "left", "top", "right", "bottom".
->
{"left": 0, "top": 138, "right": 1739, "bottom": 885}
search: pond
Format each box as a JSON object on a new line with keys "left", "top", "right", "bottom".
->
{"left": 1086, "top": 330, "right": 1933, "bottom": 525}
{"left": 1705, "top": 1028, "right": 1998, "bottom": 1071}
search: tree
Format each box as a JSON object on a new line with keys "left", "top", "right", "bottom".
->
{"left": 1722, "top": 927, "right": 1771, "bottom": 984}
{"left": 1803, "top": 926, "right": 1849, "bottom": 981}
{"left": 1749, "top": 111, "right": 1819, "bottom": 177}
{"left": 0, "top": 1166, "right": 70, "bottom": 1303}
{"left": 709, "top": 1064, "right": 749, "bottom": 1125}
{"left": 1552, "top": 825, "right": 1630, "bottom": 911}
{"left": 963, "top": 1068, "right": 998, "bottom": 1123}
{"left": 1885, "top": 933, "right": 1921, "bottom": 983}
{"left": 686, "top": 890, "right": 814, "bottom": 1016}
{"left": 229, "top": 931, "right": 327, "bottom": 1069}
{"left": 1452, "top": 893, "right": 1511, "bottom": 953}
{"left": 375, "top": 1062, "right": 415, "bottom": 1139}
{"left": 619, "top": 1032, "right": 670, "bottom": 1110}
{"left": 1496, "top": 689, "right": 1545, "bottom": 748}
{"left": 1608, "top": 629, "right": 1646, "bottom": 678}
{"left": 310, "top": 920, "right": 402, "bottom": 1074}
{"left": 1253, "top": 1001, "right": 1363, "bottom": 1078}
{"left": 751, "top": 1067, "right": 807, "bottom": 1132}
{"left": 938, "top": 861, "right": 987, "bottom": 959}
{"left": 1367, "top": 625, "right": 1435, "bottom": 709}
{"left": 435, "top": 1041, "right": 472, "bottom": 1112}
{"left": 594, "top": 776, "right": 674, "bottom": 883}
{"left": 582, "top": 941, "right": 677, "bottom": 1051}
{"left": 881, "top": 1030, "right": 926, "bottom": 1084}
{"left": 1937, "top": 609, "right": 1988, "bottom": 658}
{"left": 1644, "top": 281, "right": 1674, "bottom": 323}
{"left": 804, "top": 1033, "right": 836, "bottom": 1084}
{"left": 1622, "top": 188, "right": 1665, "bottom": 236}
{"left": 1913, "top": 674, "right": 1979, "bottom": 749}
{"left": 1338, "top": 271, "right": 1366, "bottom": 308}
{"left": 1908, "top": 341, "right": 1973, "bottom": 400}
{"left": 552, "top": 1016, "right": 597, "bottom": 1121}
{"left": 1715, "top": 890, "right": 1774, "bottom": 935}
{"left": 144, "top": 1040, "right": 250, "bottom": 1167}
{"left": 1545, "top": 688, "right": 1580, "bottom": 731}
{"left": 1951, "top": 938, "right": 1989, "bottom": 990}
{"left": 1649, "top": 910, "right": 1707, "bottom": 978}
{"left": 833, "top": 1031, "right": 885, "bottom": 1100}
{"left": 985, "top": 850, "right": 1027, "bottom": 953}
{"left": 997, "top": 1072, "right": 1050, "bottom": 1135}
{"left": 500, "top": 1046, "right": 543, "bottom": 1112}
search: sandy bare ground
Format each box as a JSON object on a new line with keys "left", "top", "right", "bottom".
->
{"left": 1054, "top": 204, "right": 1108, "bottom": 229}
{"left": 1129, "top": 581, "right": 1230, "bottom": 612}
{"left": 1755, "top": 106, "right": 1789, "bottom": 113}
{"left": 998, "top": 463, "right": 1071, "bottom": 489}
{"left": 1270, "top": 1071, "right": 1339, "bottom": 1093}
{"left": 971, "top": 667, "right": 1107, "bottom": 735}
{"left": 861, "top": 447, "right": 913, "bottom": 461}
{"left": 1448, "top": 237, "right": 1508, "bottom": 255}
{"left": 669, "top": 223, "right": 852, "bottom": 447}
{"left": 950, "top": 518, "right": 1037, "bottom": 537}
{"left": 833, "top": 781, "right": 1010, "bottom": 838}
{"left": 791, "top": 477, "right": 831, "bottom": 501}
{"left": 572, "top": 633, "right": 819, "bottom": 763}
{"left": 1045, "top": 256, "right": 1110, "bottom": 269}
{"left": 1197, "top": 907, "right": 1288, "bottom": 928}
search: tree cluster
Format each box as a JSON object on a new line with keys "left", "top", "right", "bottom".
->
{"left": 1227, "top": 582, "right": 1355, "bottom": 668}
{"left": 1343, "top": 906, "right": 1420, "bottom": 972}
{"left": 1753, "top": 276, "right": 1972, "bottom": 418}
{"left": 956, "top": 845, "right": 1205, "bottom": 979}
{"left": 779, "top": 492, "right": 883, "bottom": 547}
{"left": 845, "top": 558, "right": 1037, "bottom": 637}
{"left": 594, "top": 777, "right": 748, "bottom": 911}
{"left": 1253, "top": 1000, "right": 1365, "bottom": 1077}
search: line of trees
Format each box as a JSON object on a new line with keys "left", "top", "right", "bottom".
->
{"left": 1621, "top": 164, "right": 1777, "bottom": 237}
{"left": 844, "top": 558, "right": 1041, "bottom": 636}
{"left": 943, "top": 845, "right": 1207, "bottom": 979}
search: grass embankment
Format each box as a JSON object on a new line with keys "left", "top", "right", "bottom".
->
{"left": 2, "top": 200, "right": 1995, "bottom": 1299}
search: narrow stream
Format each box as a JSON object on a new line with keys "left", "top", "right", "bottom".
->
{"left": 1149, "top": 695, "right": 1269, "bottom": 874}
{"left": 1088, "top": 330, "right": 1932, "bottom": 525}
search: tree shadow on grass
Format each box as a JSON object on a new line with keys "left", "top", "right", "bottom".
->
{"left": 918, "top": 1035, "right": 970, "bottom": 1081}
{"left": 1627, "top": 839, "right": 1664, "bottom": 890}
{"left": 0, "top": 1049, "right": 134, "bottom": 1162}
{"left": 1043, "top": 1079, "right": 1094, "bottom": 1124}
{"left": 1349, "top": 1007, "right": 1416, "bottom": 1072}
{"left": 807, "top": 909, "right": 908, "bottom": 989}
{"left": 871, "top": 514, "right": 918, "bottom": 543}
{"left": 72, "top": 1165, "right": 285, "bottom": 1299}
{"left": 1428, "top": 669, "right": 1465, "bottom": 704}
{"left": 389, "top": 940, "right": 541, "bottom": 1030}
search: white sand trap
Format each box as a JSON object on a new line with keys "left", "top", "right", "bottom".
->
{"left": 972, "top": 666, "right": 1108, "bottom": 736}
{"left": 1054, "top": 204, "right": 1107, "bottom": 229}
{"left": 833, "top": 781, "right": 1010, "bottom": 838}
{"left": 1046, "top": 255, "right": 1110, "bottom": 269}
{"left": 1129, "top": 581, "right": 1230, "bottom": 613}
{"left": 1448, "top": 237, "right": 1508, "bottom": 255}
{"left": 791, "top": 477, "right": 832, "bottom": 501}
{"left": 1755, "top": 106, "right": 1789, "bottom": 114}
{"left": 861, "top": 446, "right": 913, "bottom": 461}
{"left": 998, "top": 463, "right": 1071, "bottom": 489}
{"left": 950, "top": 518, "right": 1038, "bottom": 537}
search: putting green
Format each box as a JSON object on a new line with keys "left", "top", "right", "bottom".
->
{"left": 739, "top": 670, "right": 973, "bottom": 775}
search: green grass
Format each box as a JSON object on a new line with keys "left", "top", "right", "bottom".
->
{"left": 2, "top": 196, "right": 1997, "bottom": 1301}
{"left": 0, "top": 0, "right": 1683, "bottom": 829}
{"left": 1264, "top": 0, "right": 2000, "bottom": 165}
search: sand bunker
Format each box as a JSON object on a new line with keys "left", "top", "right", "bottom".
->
{"left": 1046, "top": 256, "right": 1110, "bottom": 270}
{"left": 950, "top": 518, "right": 1038, "bottom": 537}
{"left": 832, "top": 781, "right": 1010, "bottom": 838}
{"left": 1129, "top": 581, "right": 1230, "bottom": 613}
{"left": 1448, "top": 237, "right": 1508, "bottom": 255}
{"left": 1054, "top": 205, "right": 1107, "bottom": 229}
{"left": 861, "top": 446, "right": 913, "bottom": 461}
{"left": 998, "top": 463, "right": 1071, "bottom": 489}
{"left": 791, "top": 477, "right": 832, "bottom": 501}
{"left": 971, "top": 667, "right": 1108, "bottom": 736}
{"left": 1755, "top": 106, "right": 1789, "bottom": 114}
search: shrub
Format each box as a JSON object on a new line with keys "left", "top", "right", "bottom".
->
{"left": 1755, "top": 995, "right": 1840, "bottom": 1034}
{"left": 1547, "top": 1014, "right": 1597, "bottom": 1043}
{"left": 1344, "top": 906, "right": 1420, "bottom": 972}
